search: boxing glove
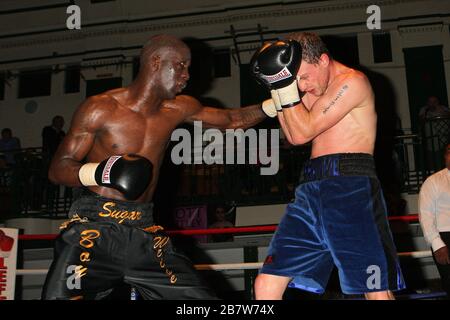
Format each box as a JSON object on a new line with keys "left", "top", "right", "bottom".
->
{"left": 251, "top": 40, "right": 302, "bottom": 108}
{"left": 0, "top": 229, "right": 14, "bottom": 252}
{"left": 78, "top": 154, "right": 153, "bottom": 200}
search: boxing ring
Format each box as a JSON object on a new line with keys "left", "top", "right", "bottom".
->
{"left": 4, "top": 214, "right": 447, "bottom": 300}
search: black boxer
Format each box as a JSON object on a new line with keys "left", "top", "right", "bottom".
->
{"left": 43, "top": 34, "right": 267, "bottom": 300}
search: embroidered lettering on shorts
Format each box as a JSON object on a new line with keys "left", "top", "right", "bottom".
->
{"left": 98, "top": 202, "right": 143, "bottom": 224}
{"left": 59, "top": 214, "right": 89, "bottom": 230}
{"left": 144, "top": 226, "right": 178, "bottom": 284}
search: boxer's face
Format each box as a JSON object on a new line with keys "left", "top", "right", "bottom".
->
{"left": 157, "top": 46, "right": 191, "bottom": 99}
{"left": 297, "top": 54, "right": 330, "bottom": 97}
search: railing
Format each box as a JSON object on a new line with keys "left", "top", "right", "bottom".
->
{"left": 0, "top": 148, "right": 73, "bottom": 218}
{"left": 394, "top": 134, "right": 426, "bottom": 194}
{"left": 1, "top": 118, "right": 449, "bottom": 219}
{"left": 419, "top": 116, "right": 450, "bottom": 175}
{"left": 172, "top": 144, "right": 310, "bottom": 206}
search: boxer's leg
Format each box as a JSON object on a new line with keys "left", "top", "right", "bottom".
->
{"left": 42, "top": 222, "right": 124, "bottom": 300}
{"left": 321, "top": 176, "right": 405, "bottom": 299}
{"left": 256, "top": 183, "right": 334, "bottom": 299}
{"left": 124, "top": 226, "right": 217, "bottom": 300}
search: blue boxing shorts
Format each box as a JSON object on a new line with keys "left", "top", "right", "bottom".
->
{"left": 260, "top": 153, "right": 406, "bottom": 295}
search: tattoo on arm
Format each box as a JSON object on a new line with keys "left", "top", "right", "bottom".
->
{"left": 322, "top": 84, "right": 349, "bottom": 114}
{"left": 237, "top": 105, "right": 266, "bottom": 127}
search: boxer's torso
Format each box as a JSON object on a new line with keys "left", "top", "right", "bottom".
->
{"left": 85, "top": 88, "right": 192, "bottom": 202}
{"left": 302, "top": 66, "right": 376, "bottom": 159}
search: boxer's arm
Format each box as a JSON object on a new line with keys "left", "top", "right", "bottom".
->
{"left": 281, "top": 72, "right": 371, "bottom": 145}
{"left": 179, "top": 95, "right": 267, "bottom": 130}
{"left": 277, "top": 113, "right": 295, "bottom": 144}
{"left": 48, "top": 98, "right": 107, "bottom": 186}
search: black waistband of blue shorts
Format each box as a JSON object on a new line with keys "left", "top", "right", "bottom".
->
{"left": 67, "top": 188, "right": 154, "bottom": 227}
{"left": 299, "top": 153, "right": 377, "bottom": 183}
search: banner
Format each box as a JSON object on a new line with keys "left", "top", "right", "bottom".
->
{"left": 0, "top": 228, "right": 18, "bottom": 300}
{"left": 173, "top": 205, "right": 208, "bottom": 243}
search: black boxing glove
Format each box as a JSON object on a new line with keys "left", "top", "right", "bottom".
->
{"left": 251, "top": 40, "right": 302, "bottom": 109}
{"left": 78, "top": 154, "right": 153, "bottom": 200}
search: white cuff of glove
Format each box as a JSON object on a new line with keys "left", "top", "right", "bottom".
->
{"left": 262, "top": 99, "right": 277, "bottom": 118}
{"left": 276, "top": 81, "right": 301, "bottom": 107}
{"left": 270, "top": 90, "right": 282, "bottom": 111}
{"left": 79, "top": 163, "right": 100, "bottom": 186}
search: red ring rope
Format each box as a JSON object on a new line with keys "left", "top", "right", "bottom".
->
{"left": 17, "top": 214, "right": 419, "bottom": 240}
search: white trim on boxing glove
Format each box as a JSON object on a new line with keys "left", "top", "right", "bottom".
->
{"left": 262, "top": 99, "right": 277, "bottom": 118}
{"left": 276, "top": 81, "right": 301, "bottom": 108}
{"left": 78, "top": 163, "right": 100, "bottom": 186}
{"left": 270, "top": 90, "right": 282, "bottom": 111}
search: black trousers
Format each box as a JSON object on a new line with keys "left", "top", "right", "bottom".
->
{"left": 41, "top": 221, "right": 217, "bottom": 300}
{"left": 432, "top": 232, "right": 450, "bottom": 296}
{"left": 41, "top": 191, "right": 217, "bottom": 300}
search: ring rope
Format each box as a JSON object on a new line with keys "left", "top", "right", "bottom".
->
{"left": 17, "top": 214, "right": 419, "bottom": 240}
{"left": 15, "top": 250, "right": 432, "bottom": 275}
{"left": 13, "top": 214, "right": 426, "bottom": 275}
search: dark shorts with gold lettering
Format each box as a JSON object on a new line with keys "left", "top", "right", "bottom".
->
{"left": 41, "top": 189, "right": 217, "bottom": 300}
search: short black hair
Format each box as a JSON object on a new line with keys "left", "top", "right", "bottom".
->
{"left": 139, "top": 34, "right": 188, "bottom": 69}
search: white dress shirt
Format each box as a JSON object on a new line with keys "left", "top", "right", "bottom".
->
{"left": 419, "top": 168, "right": 450, "bottom": 252}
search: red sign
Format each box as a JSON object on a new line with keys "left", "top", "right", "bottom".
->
{"left": 0, "top": 228, "right": 18, "bottom": 300}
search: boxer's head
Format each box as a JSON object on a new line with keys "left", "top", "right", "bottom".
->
{"left": 284, "top": 32, "right": 331, "bottom": 97}
{"left": 139, "top": 34, "right": 191, "bottom": 99}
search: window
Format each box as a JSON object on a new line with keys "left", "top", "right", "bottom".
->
{"left": 65, "top": 65, "right": 80, "bottom": 93}
{"left": 322, "top": 35, "right": 360, "bottom": 68}
{"left": 213, "top": 49, "right": 231, "bottom": 78}
{"left": 372, "top": 32, "right": 392, "bottom": 63}
{"left": 18, "top": 69, "right": 52, "bottom": 98}
{"left": 86, "top": 77, "right": 122, "bottom": 97}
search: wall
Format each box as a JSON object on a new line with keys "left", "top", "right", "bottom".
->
{"left": 0, "top": 0, "right": 449, "bottom": 147}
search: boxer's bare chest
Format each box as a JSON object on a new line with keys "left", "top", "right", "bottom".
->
{"left": 91, "top": 105, "right": 183, "bottom": 164}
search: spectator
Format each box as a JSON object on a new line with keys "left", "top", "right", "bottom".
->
{"left": 208, "top": 206, "right": 235, "bottom": 242}
{"left": 42, "top": 115, "right": 65, "bottom": 160}
{"left": 418, "top": 142, "right": 450, "bottom": 297}
{"left": 419, "top": 97, "right": 450, "bottom": 172}
{"left": 419, "top": 96, "right": 450, "bottom": 120}
{"left": 0, "top": 128, "right": 21, "bottom": 166}
{"left": 41, "top": 116, "right": 66, "bottom": 209}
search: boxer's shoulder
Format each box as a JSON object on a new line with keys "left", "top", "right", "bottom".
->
{"left": 72, "top": 93, "right": 123, "bottom": 132}
{"left": 162, "top": 94, "right": 203, "bottom": 117}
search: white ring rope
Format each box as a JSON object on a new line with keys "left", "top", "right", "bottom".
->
{"left": 15, "top": 250, "right": 433, "bottom": 275}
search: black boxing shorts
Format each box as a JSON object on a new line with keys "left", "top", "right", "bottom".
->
{"left": 41, "top": 189, "right": 217, "bottom": 300}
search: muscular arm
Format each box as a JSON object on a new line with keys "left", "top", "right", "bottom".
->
{"left": 48, "top": 97, "right": 108, "bottom": 186}
{"left": 280, "top": 72, "right": 371, "bottom": 145}
{"left": 180, "top": 95, "right": 267, "bottom": 130}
